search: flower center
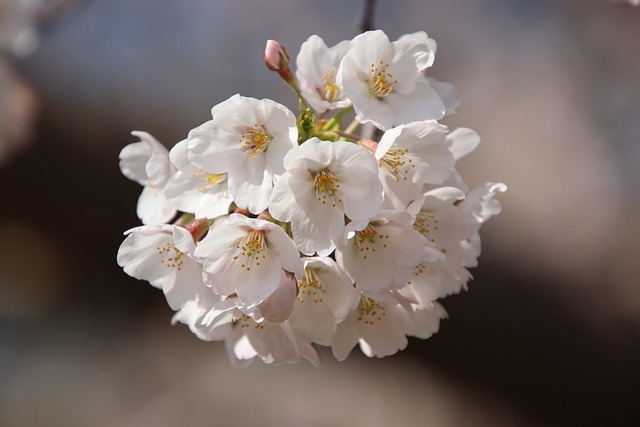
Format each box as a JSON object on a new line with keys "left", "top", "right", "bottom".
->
{"left": 414, "top": 212, "right": 439, "bottom": 244}
{"left": 296, "top": 269, "right": 326, "bottom": 304}
{"left": 240, "top": 124, "right": 272, "bottom": 159}
{"left": 232, "top": 230, "right": 267, "bottom": 271}
{"left": 357, "top": 296, "right": 386, "bottom": 324}
{"left": 156, "top": 240, "right": 185, "bottom": 270}
{"left": 320, "top": 68, "right": 341, "bottom": 102}
{"left": 368, "top": 61, "right": 397, "bottom": 99}
{"left": 353, "top": 225, "right": 389, "bottom": 260}
{"left": 231, "top": 313, "right": 265, "bottom": 330}
{"left": 312, "top": 169, "right": 342, "bottom": 208}
{"left": 379, "top": 147, "right": 414, "bottom": 182}
{"left": 191, "top": 168, "right": 227, "bottom": 192}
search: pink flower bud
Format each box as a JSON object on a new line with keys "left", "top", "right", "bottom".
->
{"left": 358, "top": 138, "right": 379, "bottom": 154}
{"left": 264, "top": 40, "right": 290, "bottom": 71}
{"left": 264, "top": 40, "right": 295, "bottom": 85}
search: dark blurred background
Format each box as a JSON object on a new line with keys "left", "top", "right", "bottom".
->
{"left": 1, "top": 0, "right": 639, "bottom": 426}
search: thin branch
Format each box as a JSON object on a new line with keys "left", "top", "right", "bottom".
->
{"left": 358, "top": 0, "right": 378, "bottom": 33}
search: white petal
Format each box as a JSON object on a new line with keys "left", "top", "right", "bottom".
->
{"left": 187, "top": 120, "right": 246, "bottom": 173}
{"left": 445, "top": 127, "right": 481, "bottom": 161}
{"left": 228, "top": 154, "right": 272, "bottom": 214}
{"left": 136, "top": 186, "right": 176, "bottom": 225}
{"left": 337, "top": 167, "right": 383, "bottom": 221}
{"left": 385, "top": 80, "right": 446, "bottom": 125}
{"left": 266, "top": 225, "right": 304, "bottom": 276}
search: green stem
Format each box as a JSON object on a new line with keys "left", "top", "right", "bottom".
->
{"left": 344, "top": 119, "right": 360, "bottom": 134}
{"left": 321, "top": 104, "right": 354, "bottom": 131}
{"left": 319, "top": 130, "right": 361, "bottom": 142}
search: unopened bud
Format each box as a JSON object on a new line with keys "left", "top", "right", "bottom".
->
{"left": 264, "top": 40, "right": 295, "bottom": 85}
{"left": 264, "top": 40, "right": 290, "bottom": 71}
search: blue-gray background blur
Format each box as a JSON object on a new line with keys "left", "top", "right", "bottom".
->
{"left": 1, "top": 0, "right": 639, "bottom": 426}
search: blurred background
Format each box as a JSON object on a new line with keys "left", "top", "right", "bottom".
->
{"left": 1, "top": 0, "right": 639, "bottom": 426}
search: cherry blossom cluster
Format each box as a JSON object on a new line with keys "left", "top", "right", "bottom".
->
{"left": 117, "top": 30, "right": 506, "bottom": 366}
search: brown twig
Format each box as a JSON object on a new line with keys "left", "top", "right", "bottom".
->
{"left": 358, "top": 0, "right": 378, "bottom": 33}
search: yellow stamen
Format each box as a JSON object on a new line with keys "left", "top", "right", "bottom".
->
{"left": 312, "top": 169, "right": 342, "bottom": 208}
{"left": 368, "top": 61, "right": 398, "bottom": 99}
{"left": 239, "top": 124, "right": 272, "bottom": 159}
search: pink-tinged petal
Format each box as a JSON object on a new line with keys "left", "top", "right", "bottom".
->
{"left": 231, "top": 334, "right": 258, "bottom": 364}
{"left": 336, "top": 166, "right": 383, "bottom": 221}
{"left": 245, "top": 322, "right": 300, "bottom": 365}
{"left": 445, "top": 127, "right": 480, "bottom": 161}
{"left": 300, "top": 343, "right": 322, "bottom": 367}
{"left": 259, "top": 271, "right": 296, "bottom": 323}
{"left": 407, "top": 302, "right": 446, "bottom": 339}
{"left": 289, "top": 300, "right": 335, "bottom": 344}
{"left": 358, "top": 303, "right": 409, "bottom": 358}
{"left": 331, "top": 313, "right": 361, "bottom": 361}
{"left": 136, "top": 186, "right": 176, "bottom": 225}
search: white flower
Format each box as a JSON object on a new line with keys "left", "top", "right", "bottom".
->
{"left": 375, "top": 121, "right": 455, "bottom": 210}
{"left": 269, "top": 138, "right": 383, "bottom": 256}
{"left": 116, "top": 223, "right": 205, "bottom": 310}
{"left": 458, "top": 182, "right": 507, "bottom": 237}
{"left": 405, "top": 183, "right": 506, "bottom": 297}
{"left": 287, "top": 256, "right": 360, "bottom": 345}
{"left": 331, "top": 295, "right": 407, "bottom": 360}
{"left": 406, "top": 188, "right": 470, "bottom": 299}
{"left": 194, "top": 213, "right": 303, "bottom": 308}
{"left": 337, "top": 30, "right": 447, "bottom": 130}
{"left": 187, "top": 94, "right": 297, "bottom": 214}
{"left": 331, "top": 292, "right": 445, "bottom": 360}
{"left": 296, "top": 35, "right": 351, "bottom": 112}
{"left": 119, "top": 131, "right": 177, "bottom": 225}
{"left": 335, "top": 210, "right": 440, "bottom": 294}
{"left": 163, "top": 139, "right": 233, "bottom": 219}
{"left": 173, "top": 295, "right": 320, "bottom": 367}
